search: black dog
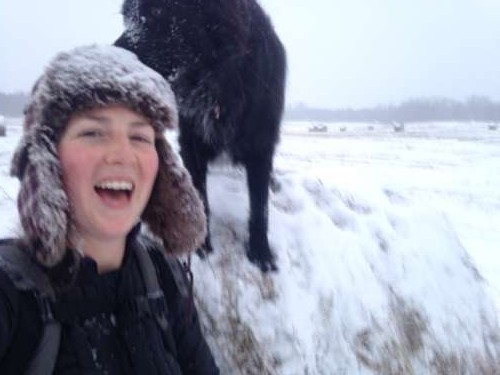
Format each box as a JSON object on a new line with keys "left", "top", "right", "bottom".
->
{"left": 115, "top": 0, "right": 286, "bottom": 271}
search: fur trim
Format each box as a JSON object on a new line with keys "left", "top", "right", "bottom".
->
{"left": 10, "top": 45, "right": 206, "bottom": 268}
{"left": 143, "top": 138, "right": 207, "bottom": 255}
{"left": 15, "top": 126, "right": 69, "bottom": 266}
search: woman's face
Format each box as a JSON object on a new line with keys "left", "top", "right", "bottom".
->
{"left": 58, "top": 105, "right": 159, "bottom": 245}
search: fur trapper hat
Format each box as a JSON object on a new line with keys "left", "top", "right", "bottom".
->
{"left": 11, "top": 45, "right": 206, "bottom": 267}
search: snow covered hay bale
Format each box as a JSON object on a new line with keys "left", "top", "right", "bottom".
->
{"left": 192, "top": 172, "right": 500, "bottom": 374}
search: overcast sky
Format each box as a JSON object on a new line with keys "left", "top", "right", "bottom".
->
{"left": 1, "top": 0, "right": 500, "bottom": 108}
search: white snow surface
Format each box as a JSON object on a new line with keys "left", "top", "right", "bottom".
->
{"left": 1, "top": 119, "right": 500, "bottom": 374}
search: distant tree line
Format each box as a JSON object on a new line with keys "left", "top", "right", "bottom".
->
{"left": 285, "top": 96, "right": 500, "bottom": 123}
{"left": 2, "top": 92, "right": 500, "bottom": 123}
{"left": 0, "top": 92, "right": 29, "bottom": 116}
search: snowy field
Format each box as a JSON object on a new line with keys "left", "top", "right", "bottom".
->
{"left": 278, "top": 120, "right": 500, "bottom": 305}
{"left": 1, "top": 118, "right": 500, "bottom": 373}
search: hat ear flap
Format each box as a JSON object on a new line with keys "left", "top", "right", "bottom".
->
{"left": 10, "top": 139, "right": 29, "bottom": 179}
{"left": 13, "top": 128, "right": 70, "bottom": 266}
{"left": 10, "top": 110, "right": 34, "bottom": 179}
{"left": 142, "top": 138, "right": 207, "bottom": 255}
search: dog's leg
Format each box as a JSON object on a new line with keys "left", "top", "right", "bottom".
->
{"left": 245, "top": 154, "right": 277, "bottom": 272}
{"left": 179, "top": 131, "right": 214, "bottom": 256}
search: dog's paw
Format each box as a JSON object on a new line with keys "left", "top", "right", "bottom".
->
{"left": 247, "top": 250, "right": 278, "bottom": 273}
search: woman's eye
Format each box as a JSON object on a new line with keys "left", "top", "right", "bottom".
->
{"left": 130, "top": 134, "right": 154, "bottom": 144}
{"left": 78, "top": 129, "right": 104, "bottom": 138}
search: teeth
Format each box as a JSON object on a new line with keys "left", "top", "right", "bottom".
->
{"left": 96, "top": 181, "right": 133, "bottom": 191}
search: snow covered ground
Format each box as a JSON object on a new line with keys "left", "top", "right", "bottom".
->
{"left": 1, "top": 118, "right": 499, "bottom": 373}
{"left": 277, "top": 120, "right": 500, "bottom": 305}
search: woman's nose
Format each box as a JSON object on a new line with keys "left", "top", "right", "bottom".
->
{"left": 104, "top": 135, "right": 135, "bottom": 164}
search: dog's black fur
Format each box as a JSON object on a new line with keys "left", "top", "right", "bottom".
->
{"left": 115, "top": 0, "right": 286, "bottom": 271}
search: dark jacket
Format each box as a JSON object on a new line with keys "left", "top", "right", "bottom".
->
{"left": 0, "top": 234, "right": 219, "bottom": 374}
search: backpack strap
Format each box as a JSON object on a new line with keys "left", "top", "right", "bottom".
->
{"left": 135, "top": 244, "right": 170, "bottom": 331}
{"left": 0, "top": 239, "right": 61, "bottom": 375}
{"left": 165, "top": 255, "right": 190, "bottom": 300}
{"left": 134, "top": 244, "right": 180, "bottom": 357}
{"left": 25, "top": 296, "right": 61, "bottom": 375}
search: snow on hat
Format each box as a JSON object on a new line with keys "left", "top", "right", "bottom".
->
{"left": 10, "top": 45, "right": 206, "bottom": 267}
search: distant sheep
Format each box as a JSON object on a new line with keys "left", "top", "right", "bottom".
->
{"left": 393, "top": 122, "right": 405, "bottom": 132}
{"left": 309, "top": 124, "right": 327, "bottom": 133}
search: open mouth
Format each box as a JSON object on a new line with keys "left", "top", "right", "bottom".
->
{"left": 94, "top": 180, "right": 134, "bottom": 203}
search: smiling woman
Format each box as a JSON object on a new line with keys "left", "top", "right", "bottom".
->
{"left": 58, "top": 106, "right": 159, "bottom": 272}
{"left": 0, "top": 45, "right": 219, "bottom": 374}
